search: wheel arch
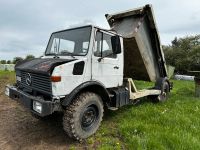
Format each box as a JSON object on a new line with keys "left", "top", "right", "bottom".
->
{"left": 62, "top": 81, "right": 110, "bottom": 107}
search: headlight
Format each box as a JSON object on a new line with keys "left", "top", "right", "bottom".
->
{"left": 33, "top": 101, "right": 42, "bottom": 113}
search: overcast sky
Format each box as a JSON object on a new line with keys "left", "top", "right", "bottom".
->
{"left": 0, "top": 0, "right": 200, "bottom": 60}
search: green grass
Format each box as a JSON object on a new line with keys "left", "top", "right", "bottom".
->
{"left": 87, "top": 80, "right": 200, "bottom": 149}
{"left": 1, "top": 71, "right": 200, "bottom": 149}
{"left": 0, "top": 71, "right": 15, "bottom": 84}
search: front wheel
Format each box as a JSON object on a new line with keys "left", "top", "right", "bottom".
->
{"left": 63, "top": 92, "right": 104, "bottom": 141}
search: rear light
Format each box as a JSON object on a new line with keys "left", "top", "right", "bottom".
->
{"left": 51, "top": 76, "right": 61, "bottom": 82}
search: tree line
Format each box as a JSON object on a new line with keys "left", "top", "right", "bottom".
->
{"left": 0, "top": 55, "right": 35, "bottom": 64}
{"left": 163, "top": 35, "right": 200, "bottom": 74}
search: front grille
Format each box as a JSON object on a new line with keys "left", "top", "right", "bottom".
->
{"left": 21, "top": 71, "right": 52, "bottom": 94}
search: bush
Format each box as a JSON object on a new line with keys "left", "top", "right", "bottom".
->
{"left": 12, "top": 57, "right": 23, "bottom": 64}
{"left": 0, "top": 60, "right": 6, "bottom": 64}
{"left": 163, "top": 35, "right": 200, "bottom": 74}
{"left": 25, "top": 55, "right": 35, "bottom": 60}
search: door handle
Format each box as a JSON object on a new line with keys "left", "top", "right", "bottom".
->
{"left": 114, "top": 66, "right": 119, "bottom": 69}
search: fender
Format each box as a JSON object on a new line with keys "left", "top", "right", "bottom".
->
{"left": 62, "top": 81, "right": 110, "bottom": 106}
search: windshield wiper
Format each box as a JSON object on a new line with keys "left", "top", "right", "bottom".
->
{"left": 45, "top": 53, "right": 60, "bottom": 58}
{"left": 60, "top": 51, "right": 76, "bottom": 58}
{"left": 53, "top": 53, "right": 60, "bottom": 58}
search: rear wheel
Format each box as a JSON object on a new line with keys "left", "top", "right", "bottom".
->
{"left": 150, "top": 80, "right": 170, "bottom": 103}
{"left": 63, "top": 92, "right": 104, "bottom": 141}
{"left": 158, "top": 81, "right": 170, "bottom": 102}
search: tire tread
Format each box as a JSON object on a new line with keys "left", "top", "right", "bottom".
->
{"left": 63, "top": 92, "right": 103, "bottom": 141}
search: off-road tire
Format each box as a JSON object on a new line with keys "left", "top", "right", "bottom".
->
{"left": 63, "top": 92, "right": 104, "bottom": 141}
{"left": 151, "top": 81, "right": 170, "bottom": 103}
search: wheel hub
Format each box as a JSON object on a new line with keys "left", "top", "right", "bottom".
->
{"left": 81, "top": 105, "right": 98, "bottom": 130}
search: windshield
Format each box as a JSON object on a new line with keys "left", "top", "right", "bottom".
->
{"left": 45, "top": 26, "right": 91, "bottom": 56}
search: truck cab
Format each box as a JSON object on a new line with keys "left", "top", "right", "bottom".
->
{"left": 45, "top": 25, "right": 124, "bottom": 96}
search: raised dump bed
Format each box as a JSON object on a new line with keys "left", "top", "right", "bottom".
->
{"left": 106, "top": 4, "right": 167, "bottom": 82}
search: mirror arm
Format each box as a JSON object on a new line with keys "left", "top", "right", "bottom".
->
{"left": 98, "top": 53, "right": 114, "bottom": 62}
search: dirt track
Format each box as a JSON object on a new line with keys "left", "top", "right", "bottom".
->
{"left": 0, "top": 76, "right": 86, "bottom": 150}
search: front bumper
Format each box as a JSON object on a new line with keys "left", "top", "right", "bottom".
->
{"left": 5, "top": 85, "right": 57, "bottom": 117}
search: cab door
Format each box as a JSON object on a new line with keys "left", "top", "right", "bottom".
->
{"left": 92, "top": 30, "right": 123, "bottom": 88}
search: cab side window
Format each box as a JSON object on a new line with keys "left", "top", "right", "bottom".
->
{"left": 94, "top": 32, "right": 117, "bottom": 58}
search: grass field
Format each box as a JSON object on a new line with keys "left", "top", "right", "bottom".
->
{"left": 0, "top": 71, "right": 200, "bottom": 150}
{"left": 90, "top": 80, "right": 200, "bottom": 150}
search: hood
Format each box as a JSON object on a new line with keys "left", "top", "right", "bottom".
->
{"left": 15, "top": 58, "right": 76, "bottom": 76}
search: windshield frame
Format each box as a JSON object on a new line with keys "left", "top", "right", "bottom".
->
{"left": 45, "top": 25, "right": 92, "bottom": 57}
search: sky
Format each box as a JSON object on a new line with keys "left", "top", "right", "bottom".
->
{"left": 0, "top": 0, "right": 200, "bottom": 60}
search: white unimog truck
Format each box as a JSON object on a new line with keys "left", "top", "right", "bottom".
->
{"left": 5, "top": 5, "right": 171, "bottom": 140}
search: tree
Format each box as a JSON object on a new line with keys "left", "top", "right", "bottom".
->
{"left": 13, "top": 57, "right": 23, "bottom": 64}
{"left": 163, "top": 35, "right": 200, "bottom": 74}
{"left": 6, "top": 60, "right": 11, "bottom": 64}
{"left": 25, "top": 55, "right": 35, "bottom": 60}
{"left": 0, "top": 60, "right": 6, "bottom": 64}
{"left": 171, "top": 37, "right": 178, "bottom": 47}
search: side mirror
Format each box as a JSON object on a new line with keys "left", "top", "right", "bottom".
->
{"left": 111, "top": 35, "right": 121, "bottom": 54}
